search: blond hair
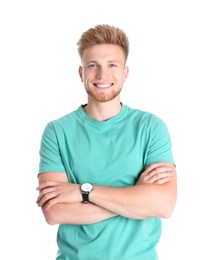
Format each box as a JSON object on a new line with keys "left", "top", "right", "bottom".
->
{"left": 77, "top": 24, "right": 129, "bottom": 62}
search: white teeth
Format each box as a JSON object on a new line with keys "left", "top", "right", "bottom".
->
{"left": 96, "top": 84, "right": 111, "bottom": 88}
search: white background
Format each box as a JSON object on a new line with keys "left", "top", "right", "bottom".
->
{"left": 1, "top": 0, "right": 219, "bottom": 259}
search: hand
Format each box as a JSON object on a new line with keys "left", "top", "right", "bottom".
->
{"left": 36, "top": 181, "right": 81, "bottom": 211}
{"left": 136, "top": 162, "right": 175, "bottom": 185}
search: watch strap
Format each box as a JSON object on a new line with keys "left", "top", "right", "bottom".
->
{"left": 82, "top": 192, "right": 89, "bottom": 204}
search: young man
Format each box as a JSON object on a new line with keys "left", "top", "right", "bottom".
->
{"left": 37, "top": 24, "right": 177, "bottom": 259}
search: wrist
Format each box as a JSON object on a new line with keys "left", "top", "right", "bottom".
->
{"left": 80, "top": 183, "right": 94, "bottom": 203}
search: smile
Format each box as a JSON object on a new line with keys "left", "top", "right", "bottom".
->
{"left": 94, "top": 83, "right": 113, "bottom": 88}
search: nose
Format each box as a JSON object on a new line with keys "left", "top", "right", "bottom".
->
{"left": 96, "top": 67, "right": 108, "bottom": 79}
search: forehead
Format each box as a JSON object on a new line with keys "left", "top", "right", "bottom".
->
{"left": 82, "top": 44, "right": 125, "bottom": 63}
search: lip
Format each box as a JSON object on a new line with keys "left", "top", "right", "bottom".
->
{"left": 94, "top": 83, "right": 113, "bottom": 88}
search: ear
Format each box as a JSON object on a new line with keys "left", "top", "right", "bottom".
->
{"left": 123, "top": 66, "right": 129, "bottom": 82}
{"left": 78, "top": 66, "right": 83, "bottom": 82}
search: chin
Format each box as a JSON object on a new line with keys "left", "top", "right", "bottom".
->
{"left": 89, "top": 90, "right": 121, "bottom": 103}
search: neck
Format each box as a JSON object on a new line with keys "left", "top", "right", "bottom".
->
{"left": 84, "top": 98, "right": 122, "bottom": 121}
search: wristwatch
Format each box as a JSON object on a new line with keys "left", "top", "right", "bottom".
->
{"left": 81, "top": 183, "right": 93, "bottom": 204}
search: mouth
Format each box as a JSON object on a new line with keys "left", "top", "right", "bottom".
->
{"left": 94, "top": 83, "right": 113, "bottom": 89}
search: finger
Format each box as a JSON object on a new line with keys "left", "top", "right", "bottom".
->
{"left": 38, "top": 194, "right": 55, "bottom": 208}
{"left": 36, "top": 187, "right": 56, "bottom": 204}
{"left": 145, "top": 162, "right": 174, "bottom": 174}
{"left": 154, "top": 176, "right": 172, "bottom": 184}
{"left": 144, "top": 162, "right": 166, "bottom": 173}
{"left": 36, "top": 181, "right": 57, "bottom": 191}
{"left": 36, "top": 181, "right": 61, "bottom": 191}
{"left": 42, "top": 197, "right": 58, "bottom": 211}
{"left": 37, "top": 189, "right": 59, "bottom": 207}
{"left": 144, "top": 171, "right": 174, "bottom": 184}
{"left": 143, "top": 166, "right": 174, "bottom": 181}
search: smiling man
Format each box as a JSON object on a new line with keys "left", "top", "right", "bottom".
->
{"left": 80, "top": 43, "right": 127, "bottom": 103}
{"left": 36, "top": 24, "right": 177, "bottom": 260}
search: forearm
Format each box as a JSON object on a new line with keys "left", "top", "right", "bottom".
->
{"left": 90, "top": 174, "right": 177, "bottom": 219}
{"left": 37, "top": 165, "right": 177, "bottom": 223}
{"left": 41, "top": 202, "right": 117, "bottom": 225}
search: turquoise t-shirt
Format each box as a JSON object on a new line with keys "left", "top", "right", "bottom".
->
{"left": 39, "top": 104, "right": 174, "bottom": 260}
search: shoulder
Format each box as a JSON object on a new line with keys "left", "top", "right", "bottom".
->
{"left": 46, "top": 106, "right": 81, "bottom": 129}
{"left": 41, "top": 107, "right": 82, "bottom": 138}
{"left": 124, "top": 104, "right": 165, "bottom": 127}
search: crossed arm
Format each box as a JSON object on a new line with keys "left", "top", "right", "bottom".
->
{"left": 36, "top": 162, "right": 177, "bottom": 225}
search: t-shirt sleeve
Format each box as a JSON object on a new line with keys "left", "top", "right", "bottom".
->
{"left": 144, "top": 118, "right": 175, "bottom": 166}
{"left": 38, "top": 122, "right": 66, "bottom": 174}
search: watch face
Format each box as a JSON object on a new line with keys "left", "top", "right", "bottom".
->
{"left": 81, "top": 183, "right": 93, "bottom": 192}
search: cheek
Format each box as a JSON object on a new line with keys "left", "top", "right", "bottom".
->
{"left": 83, "top": 71, "right": 93, "bottom": 82}
{"left": 84, "top": 76, "right": 92, "bottom": 87}
{"left": 116, "top": 73, "right": 127, "bottom": 83}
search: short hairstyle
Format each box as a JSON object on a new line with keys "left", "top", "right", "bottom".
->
{"left": 77, "top": 24, "right": 129, "bottom": 62}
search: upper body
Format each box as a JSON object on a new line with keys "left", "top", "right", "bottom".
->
{"left": 36, "top": 24, "right": 177, "bottom": 259}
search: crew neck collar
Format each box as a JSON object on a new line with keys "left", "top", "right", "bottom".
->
{"left": 77, "top": 103, "right": 127, "bottom": 127}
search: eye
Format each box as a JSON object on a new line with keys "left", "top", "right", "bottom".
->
{"left": 109, "top": 64, "right": 116, "bottom": 67}
{"left": 88, "top": 63, "right": 96, "bottom": 68}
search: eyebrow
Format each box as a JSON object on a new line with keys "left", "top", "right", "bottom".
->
{"left": 85, "top": 60, "right": 120, "bottom": 65}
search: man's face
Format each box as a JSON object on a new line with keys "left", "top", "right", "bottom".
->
{"left": 79, "top": 44, "right": 129, "bottom": 102}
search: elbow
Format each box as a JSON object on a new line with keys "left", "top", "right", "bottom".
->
{"left": 161, "top": 182, "right": 177, "bottom": 219}
{"left": 160, "top": 208, "right": 174, "bottom": 219}
{"left": 160, "top": 198, "right": 177, "bottom": 219}
{"left": 42, "top": 209, "right": 59, "bottom": 225}
{"left": 45, "top": 216, "right": 58, "bottom": 226}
